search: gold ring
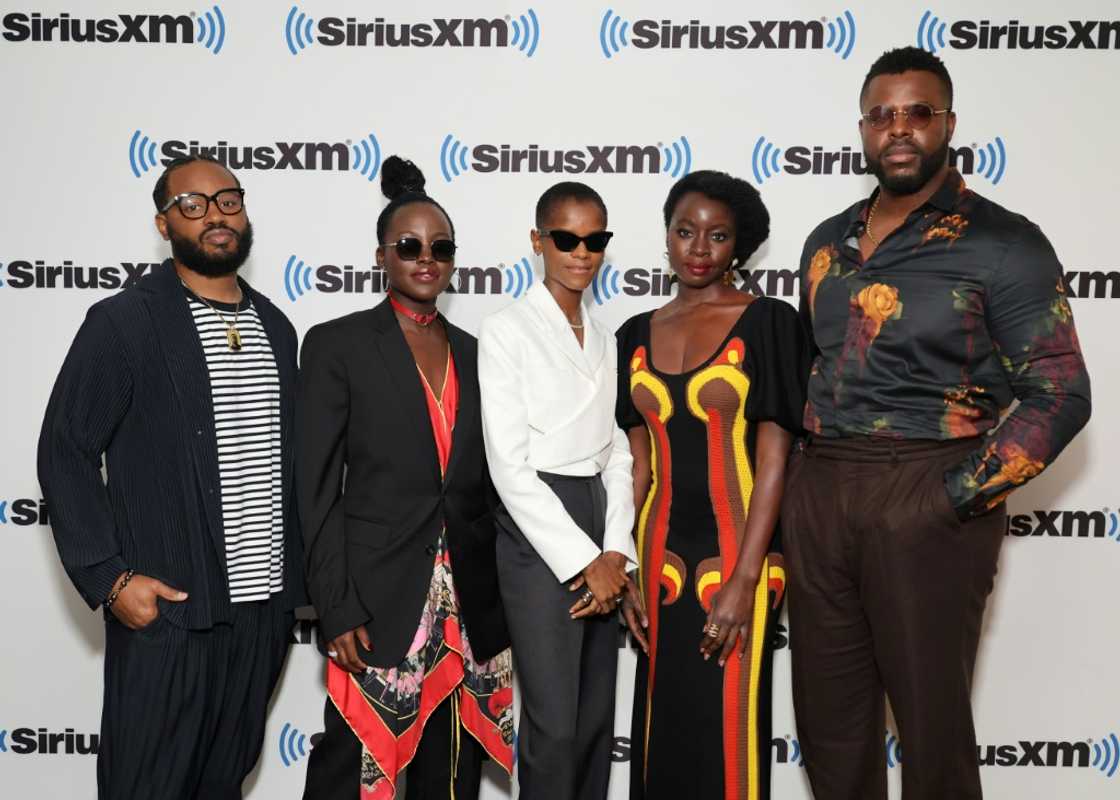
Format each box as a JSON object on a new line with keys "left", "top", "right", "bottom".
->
{"left": 704, "top": 623, "right": 721, "bottom": 638}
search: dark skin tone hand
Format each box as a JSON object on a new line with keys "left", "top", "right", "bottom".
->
{"left": 326, "top": 200, "right": 458, "bottom": 674}
{"left": 107, "top": 571, "right": 188, "bottom": 630}
{"left": 568, "top": 551, "right": 630, "bottom": 618}
{"left": 624, "top": 190, "right": 793, "bottom": 666}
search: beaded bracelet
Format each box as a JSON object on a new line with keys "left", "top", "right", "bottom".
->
{"left": 104, "top": 569, "right": 136, "bottom": 609}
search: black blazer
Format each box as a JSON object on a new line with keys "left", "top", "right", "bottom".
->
{"left": 37, "top": 259, "right": 306, "bottom": 628}
{"left": 297, "top": 299, "right": 509, "bottom": 667}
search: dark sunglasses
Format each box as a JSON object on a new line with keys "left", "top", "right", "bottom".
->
{"left": 861, "top": 103, "right": 950, "bottom": 131}
{"left": 382, "top": 237, "right": 457, "bottom": 262}
{"left": 540, "top": 229, "right": 614, "bottom": 253}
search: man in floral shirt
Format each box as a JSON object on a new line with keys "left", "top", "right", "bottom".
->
{"left": 781, "top": 46, "right": 1090, "bottom": 800}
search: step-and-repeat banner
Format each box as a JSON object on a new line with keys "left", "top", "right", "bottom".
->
{"left": 2, "top": 1, "right": 1116, "bottom": 797}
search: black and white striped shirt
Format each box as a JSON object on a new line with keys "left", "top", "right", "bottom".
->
{"left": 186, "top": 289, "right": 284, "bottom": 602}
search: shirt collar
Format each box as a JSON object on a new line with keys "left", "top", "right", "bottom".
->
{"left": 845, "top": 167, "right": 966, "bottom": 240}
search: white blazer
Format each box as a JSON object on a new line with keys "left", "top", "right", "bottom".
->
{"left": 478, "top": 282, "right": 637, "bottom": 582}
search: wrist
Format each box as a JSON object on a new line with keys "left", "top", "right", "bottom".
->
{"left": 729, "top": 563, "right": 762, "bottom": 587}
{"left": 104, "top": 569, "right": 135, "bottom": 609}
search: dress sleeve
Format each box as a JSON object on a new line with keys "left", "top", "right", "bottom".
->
{"left": 743, "top": 299, "right": 813, "bottom": 435}
{"left": 615, "top": 315, "right": 643, "bottom": 431}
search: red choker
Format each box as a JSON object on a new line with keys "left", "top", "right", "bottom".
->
{"left": 389, "top": 291, "right": 438, "bottom": 326}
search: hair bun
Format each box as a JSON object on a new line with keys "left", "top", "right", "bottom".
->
{"left": 380, "top": 155, "right": 427, "bottom": 201}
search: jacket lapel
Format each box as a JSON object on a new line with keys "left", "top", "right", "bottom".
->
{"left": 370, "top": 299, "right": 442, "bottom": 486}
{"left": 140, "top": 260, "right": 226, "bottom": 561}
{"left": 525, "top": 283, "right": 592, "bottom": 378}
{"left": 443, "top": 323, "right": 475, "bottom": 487}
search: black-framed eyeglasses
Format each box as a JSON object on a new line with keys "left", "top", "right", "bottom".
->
{"left": 382, "top": 237, "right": 457, "bottom": 263}
{"left": 159, "top": 187, "right": 245, "bottom": 219}
{"left": 861, "top": 103, "right": 950, "bottom": 131}
{"left": 539, "top": 229, "right": 614, "bottom": 253}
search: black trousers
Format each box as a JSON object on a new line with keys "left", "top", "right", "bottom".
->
{"left": 781, "top": 436, "right": 1006, "bottom": 800}
{"left": 496, "top": 472, "right": 618, "bottom": 800}
{"left": 98, "top": 599, "right": 293, "bottom": 800}
{"left": 302, "top": 695, "right": 483, "bottom": 800}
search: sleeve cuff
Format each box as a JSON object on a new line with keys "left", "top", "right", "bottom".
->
{"left": 317, "top": 595, "right": 371, "bottom": 644}
{"left": 73, "top": 555, "right": 129, "bottom": 610}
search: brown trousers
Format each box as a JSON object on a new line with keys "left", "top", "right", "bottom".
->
{"left": 781, "top": 436, "right": 1006, "bottom": 800}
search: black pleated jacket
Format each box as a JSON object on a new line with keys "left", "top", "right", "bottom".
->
{"left": 37, "top": 259, "right": 307, "bottom": 628}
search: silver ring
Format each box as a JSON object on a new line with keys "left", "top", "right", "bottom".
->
{"left": 327, "top": 650, "right": 339, "bottom": 658}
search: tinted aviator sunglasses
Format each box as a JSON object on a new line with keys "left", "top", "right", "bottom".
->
{"left": 861, "top": 103, "right": 950, "bottom": 131}
{"left": 539, "top": 229, "right": 614, "bottom": 253}
{"left": 382, "top": 237, "right": 457, "bottom": 262}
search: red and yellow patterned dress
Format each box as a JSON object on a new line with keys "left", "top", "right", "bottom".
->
{"left": 616, "top": 300, "right": 809, "bottom": 800}
{"left": 326, "top": 352, "right": 514, "bottom": 798}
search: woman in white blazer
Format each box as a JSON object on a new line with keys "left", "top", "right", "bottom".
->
{"left": 477, "top": 182, "right": 637, "bottom": 800}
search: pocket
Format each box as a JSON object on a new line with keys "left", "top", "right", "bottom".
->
{"left": 926, "top": 470, "right": 962, "bottom": 531}
{"left": 344, "top": 514, "right": 393, "bottom": 550}
{"left": 131, "top": 612, "right": 169, "bottom": 641}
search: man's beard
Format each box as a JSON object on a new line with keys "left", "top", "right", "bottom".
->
{"left": 866, "top": 137, "right": 949, "bottom": 195}
{"left": 169, "top": 222, "right": 253, "bottom": 277}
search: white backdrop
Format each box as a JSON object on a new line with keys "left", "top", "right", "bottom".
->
{"left": 1, "top": 1, "right": 1117, "bottom": 798}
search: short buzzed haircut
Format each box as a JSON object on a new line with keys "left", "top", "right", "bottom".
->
{"left": 860, "top": 46, "right": 954, "bottom": 109}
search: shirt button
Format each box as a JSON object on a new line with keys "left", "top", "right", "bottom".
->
{"left": 425, "top": 544, "right": 437, "bottom": 556}
{"left": 196, "top": 429, "right": 202, "bottom": 436}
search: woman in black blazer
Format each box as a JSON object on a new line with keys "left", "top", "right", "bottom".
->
{"left": 298, "top": 157, "right": 512, "bottom": 800}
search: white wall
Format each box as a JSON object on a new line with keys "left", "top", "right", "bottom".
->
{"left": 1, "top": 1, "right": 1116, "bottom": 797}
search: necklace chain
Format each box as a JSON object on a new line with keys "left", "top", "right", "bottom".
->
{"left": 185, "top": 280, "right": 244, "bottom": 352}
{"left": 865, "top": 192, "right": 882, "bottom": 245}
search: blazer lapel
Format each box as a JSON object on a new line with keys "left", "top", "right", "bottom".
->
{"left": 443, "top": 323, "right": 475, "bottom": 487}
{"left": 525, "top": 283, "right": 592, "bottom": 378}
{"left": 370, "top": 300, "right": 442, "bottom": 486}
{"left": 141, "top": 260, "right": 226, "bottom": 561}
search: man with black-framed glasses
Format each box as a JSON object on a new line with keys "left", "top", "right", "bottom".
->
{"left": 38, "top": 154, "right": 304, "bottom": 798}
{"left": 782, "top": 47, "right": 1090, "bottom": 800}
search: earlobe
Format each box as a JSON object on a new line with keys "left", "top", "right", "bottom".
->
{"left": 154, "top": 214, "right": 169, "bottom": 241}
{"left": 529, "top": 228, "right": 542, "bottom": 256}
{"left": 375, "top": 246, "right": 385, "bottom": 268}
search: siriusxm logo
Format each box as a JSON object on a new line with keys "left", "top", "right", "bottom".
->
{"left": 0, "top": 498, "right": 48, "bottom": 526}
{"left": 0, "top": 260, "right": 159, "bottom": 291}
{"left": 2, "top": 6, "right": 226, "bottom": 53}
{"left": 918, "top": 10, "right": 1120, "bottom": 53}
{"left": 749, "top": 136, "right": 1008, "bottom": 186}
{"left": 0, "top": 727, "right": 98, "bottom": 755}
{"left": 599, "top": 9, "right": 855, "bottom": 59}
{"left": 1007, "top": 509, "right": 1120, "bottom": 542}
{"left": 283, "top": 256, "right": 536, "bottom": 302}
{"left": 127, "top": 130, "right": 382, "bottom": 179}
{"left": 284, "top": 6, "right": 539, "bottom": 56}
{"left": 439, "top": 135, "right": 691, "bottom": 182}
{"left": 278, "top": 723, "right": 322, "bottom": 767}
{"left": 588, "top": 265, "right": 799, "bottom": 306}
{"left": 886, "top": 730, "right": 1118, "bottom": 776}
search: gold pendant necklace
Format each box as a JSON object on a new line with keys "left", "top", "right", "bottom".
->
{"left": 198, "top": 292, "right": 243, "bottom": 351}
{"left": 181, "top": 279, "right": 244, "bottom": 351}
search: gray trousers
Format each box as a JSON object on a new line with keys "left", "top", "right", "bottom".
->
{"left": 496, "top": 472, "right": 618, "bottom": 800}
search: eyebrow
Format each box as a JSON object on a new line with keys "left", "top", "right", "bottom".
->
{"left": 675, "top": 217, "right": 731, "bottom": 228}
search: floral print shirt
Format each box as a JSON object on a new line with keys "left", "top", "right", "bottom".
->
{"left": 798, "top": 169, "right": 1091, "bottom": 519}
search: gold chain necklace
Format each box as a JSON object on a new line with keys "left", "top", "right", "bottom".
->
{"left": 865, "top": 192, "right": 882, "bottom": 245}
{"left": 193, "top": 288, "right": 244, "bottom": 351}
